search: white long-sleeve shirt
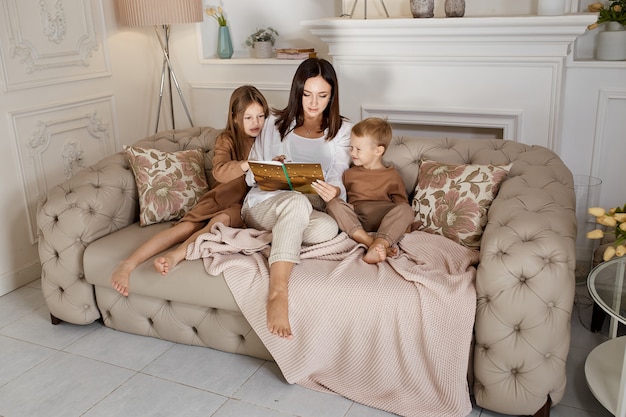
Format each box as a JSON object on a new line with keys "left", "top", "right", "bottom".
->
{"left": 245, "top": 114, "right": 353, "bottom": 208}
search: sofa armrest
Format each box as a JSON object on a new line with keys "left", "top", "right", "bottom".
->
{"left": 473, "top": 155, "right": 577, "bottom": 414}
{"left": 37, "top": 152, "right": 138, "bottom": 324}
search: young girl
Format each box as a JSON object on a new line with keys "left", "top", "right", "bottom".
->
{"left": 111, "top": 85, "right": 269, "bottom": 296}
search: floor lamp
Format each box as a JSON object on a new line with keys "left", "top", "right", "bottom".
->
{"left": 116, "top": 0, "right": 203, "bottom": 133}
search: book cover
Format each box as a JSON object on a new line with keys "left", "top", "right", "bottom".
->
{"left": 249, "top": 161, "right": 324, "bottom": 193}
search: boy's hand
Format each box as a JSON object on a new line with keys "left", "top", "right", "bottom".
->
{"left": 311, "top": 180, "right": 339, "bottom": 202}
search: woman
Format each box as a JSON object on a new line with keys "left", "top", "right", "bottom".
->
{"left": 243, "top": 58, "right": 352, "bottom": 339}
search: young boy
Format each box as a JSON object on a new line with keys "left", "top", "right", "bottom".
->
{"left": 323, "top": 117, "right": 414, "bottom": 264}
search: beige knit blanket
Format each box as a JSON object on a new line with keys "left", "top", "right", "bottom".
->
{"left": 187, "top": 224, "right": 479, "bottom": 417}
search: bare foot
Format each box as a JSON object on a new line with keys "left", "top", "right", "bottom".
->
{"left": 266, "top": 291, "right": 293, "bottom": 339}
{"left": 153, "top": 249, "right": 185, "bottom": 275}
{"left": 111, "top": 262, "right": 133, "bottom": 296}
{"left": 363, "top": 243, "right": 387, "bottom": 264}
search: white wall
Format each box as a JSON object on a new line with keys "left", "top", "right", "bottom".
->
{"left": 0, "top": 0, "right": 623, "bottom": 296}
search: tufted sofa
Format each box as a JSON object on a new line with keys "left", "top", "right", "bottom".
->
{"left": 37, "top": 127, "right": 576, "bottom": 417}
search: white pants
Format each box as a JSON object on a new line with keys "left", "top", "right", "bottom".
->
{"left": 242, "top": 192, "right": 338, "bottom": 265}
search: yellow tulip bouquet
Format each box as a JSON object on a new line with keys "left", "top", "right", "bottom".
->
{"left": 206, "top": 6, "right": 227, "bottom": 26}
{"left": 587, "top": 204, "right": 626, "bottom": 261}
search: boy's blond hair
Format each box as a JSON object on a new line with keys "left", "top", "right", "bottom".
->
{"left": 351, "top": 117, "right": 392, "bottom": 151}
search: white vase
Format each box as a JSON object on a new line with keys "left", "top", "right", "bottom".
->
{"left": 253, "top": 41, "right": 273, "bottom": 59}
{"left": 537, "top": 0, "right": 566, "bottom": 16}
{"left": 596, "top": 22, "right": 626, "bottom": 61}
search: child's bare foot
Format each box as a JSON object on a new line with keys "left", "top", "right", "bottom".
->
{"left": 386, "top": 246, "right": 398, "bottom": 258}
{"left": 363, "top": 243, "right": 387, "bottom": 264}
{"left": 266, "top": 291, "right": 293, "bottom": 339}
{"left": 111, "top": 262, "right": 133, "bottom": 296}
{"left": 153, "top": 249, "right": 185, "bottom": 275}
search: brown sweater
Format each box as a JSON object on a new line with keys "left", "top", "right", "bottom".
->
{"left": 343, "top": 165, "right": 408, "bottom": 207}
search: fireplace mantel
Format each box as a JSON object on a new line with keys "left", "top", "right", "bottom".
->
{"left": 303, "top": 14, "right": 597, "bottom": 58}
{"left": 302, "top": 14, "right": 596, "bottom": 150}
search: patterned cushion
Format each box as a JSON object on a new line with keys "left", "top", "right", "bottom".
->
{"left": 125, "top": 147, "right": 209, "bottom": 226}
{"left": 412, "top": 160, "right": 511, "bottom": 249}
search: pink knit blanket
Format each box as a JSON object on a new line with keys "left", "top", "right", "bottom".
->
{"left": 187, "top": 224, "right": 479, "bottom": 417}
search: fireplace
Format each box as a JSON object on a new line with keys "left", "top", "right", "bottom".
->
{"left": 303, "top": 14, "right": 595, "bottom": 150}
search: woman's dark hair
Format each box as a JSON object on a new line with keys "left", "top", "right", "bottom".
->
{"left": 224, "top": 85, "right": 269, "bottom": 161}
{"left": 274, "top": 58, "right": 344, "bottom": 141}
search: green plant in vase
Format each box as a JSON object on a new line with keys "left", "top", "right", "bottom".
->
{"left": 245, "top": 27, "right": 279, "bottom": 59}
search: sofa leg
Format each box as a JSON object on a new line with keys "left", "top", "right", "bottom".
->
{"left": 530, "top": 396, "right": 551, "bottom": 417}
{"left": 50, "top": 313, "right": 62, "bottom": 325}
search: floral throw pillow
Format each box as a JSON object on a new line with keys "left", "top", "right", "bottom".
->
{"left": 125, "top": 147, "right": 209, "bottom": 226}
{"left": 412, "top": 160, "right": 512, "bottom": 249}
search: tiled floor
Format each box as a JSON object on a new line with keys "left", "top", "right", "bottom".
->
{"left": 0, "top": 279, "right": 616, "bottom": 417}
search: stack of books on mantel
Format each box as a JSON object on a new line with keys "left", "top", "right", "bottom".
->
{"left": 276, "top": 48, "right": 317, "bottom": 60}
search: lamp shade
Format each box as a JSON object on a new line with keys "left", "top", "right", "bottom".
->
{"left": 116, "top": 0, "right": 204, "bottom": 26}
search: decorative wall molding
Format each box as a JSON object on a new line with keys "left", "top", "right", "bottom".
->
{"left": 0, "top": 0, "right": 110, "bottom": 91}
{"left": 11, "top": 95, "right": 118, "bottom": 243}
{"left": 361, "top": 105, "right": 522, "bottom": 140}
{"left": 590, "top": 89, "right": 626, "bottom": 208}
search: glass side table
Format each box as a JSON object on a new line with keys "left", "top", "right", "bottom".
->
{"left": 586, "top": 256, "right": 626, "bottom": 417}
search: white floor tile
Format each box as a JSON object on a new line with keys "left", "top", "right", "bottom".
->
{"left": 64, "top": 324, "right": 175, "bottom": 370}
{"left": 0, "top": 351, "right": 134, "bottom": 417}
{"left": 0, "top": 305, "right": 99, "bottom": 350}
{"left": 0, "top": 285, "right": 46, "bottom": 329}
{"left": 0, "top": 335, "right": 56, "bottom": 387}
{"left": 142, "top": 343, "right": 265, "bottom": 396}
{"left": 345, "top": 402, "right": 399, "bottom": 416}
{"left": 213, "top": 399, "right": 299, "bottom": 417}
{"left": 234, "top": 362, "right": 352, "bottom": 417}
{"left": 82, "top": 373, "right": 226, "bottom": 417}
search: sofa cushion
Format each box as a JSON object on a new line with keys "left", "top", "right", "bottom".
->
{"left": 84, "top": 222, "right": 240, "bottom": 311}
{"left": 412, "top": 159, "right": 511, "bottom": 249}
{"left": 125, "top": 147, "right": 209, "bottom": 226}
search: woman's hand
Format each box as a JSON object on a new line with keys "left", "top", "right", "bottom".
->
{"left": 310, "top": 180, "right": 339, "bottom": 202}
{"left": 241, "top": 161, "right": 250, "bottom": 172}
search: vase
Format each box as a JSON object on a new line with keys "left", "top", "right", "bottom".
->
{"left": 217, "top": 26, "right": 233, "bottom": 59}
{"left": 596, "top": 22, "right": 626, "bottom": 61}
{"left": 253, "top": 41, "right": 273, "bottom": 59}
{"left": 410, "top": 0, "right": 434, "bottom": 18}
{"left": 537, "top": 0, "right": 566, "bottom": 16}
{"left": 444, "top": 0, "right": 465, "bottom": 17}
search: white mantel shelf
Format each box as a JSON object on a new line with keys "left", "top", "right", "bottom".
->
{"left": 302, "top": 14, "right": 598, "bottom": 58}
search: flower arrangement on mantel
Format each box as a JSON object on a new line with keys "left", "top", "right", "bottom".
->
{"left": 245, "top": 27, "right": 279, "bottom": 47}
{"left": 587, "top": 1, "right": 626, "bottom": 30}
{"left": 586, "top": 205, "right": 626, "bottom": 261}
{"left": 206, "top": 6, "right": 227, "bottom": 26}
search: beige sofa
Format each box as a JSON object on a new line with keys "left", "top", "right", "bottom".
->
{"left": 37, "top": 127, "right": 576, "bottom": 417}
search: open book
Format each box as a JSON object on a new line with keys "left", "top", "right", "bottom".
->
{"left": 248, "top": 161, "right": 324, "bottom": 193}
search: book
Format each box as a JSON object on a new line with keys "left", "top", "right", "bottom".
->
{"left": 248, "top": 161, "right": 324, "bottom": 193}
{"left": 275, "top": 48, "right": 317, "bottom": 60}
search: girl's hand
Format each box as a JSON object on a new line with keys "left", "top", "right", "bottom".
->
{"left": 272, "top": 154, "right": 288, "bottom": 163}
{"left": 310, "top": 180, "right": 339, "bottom": 202}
